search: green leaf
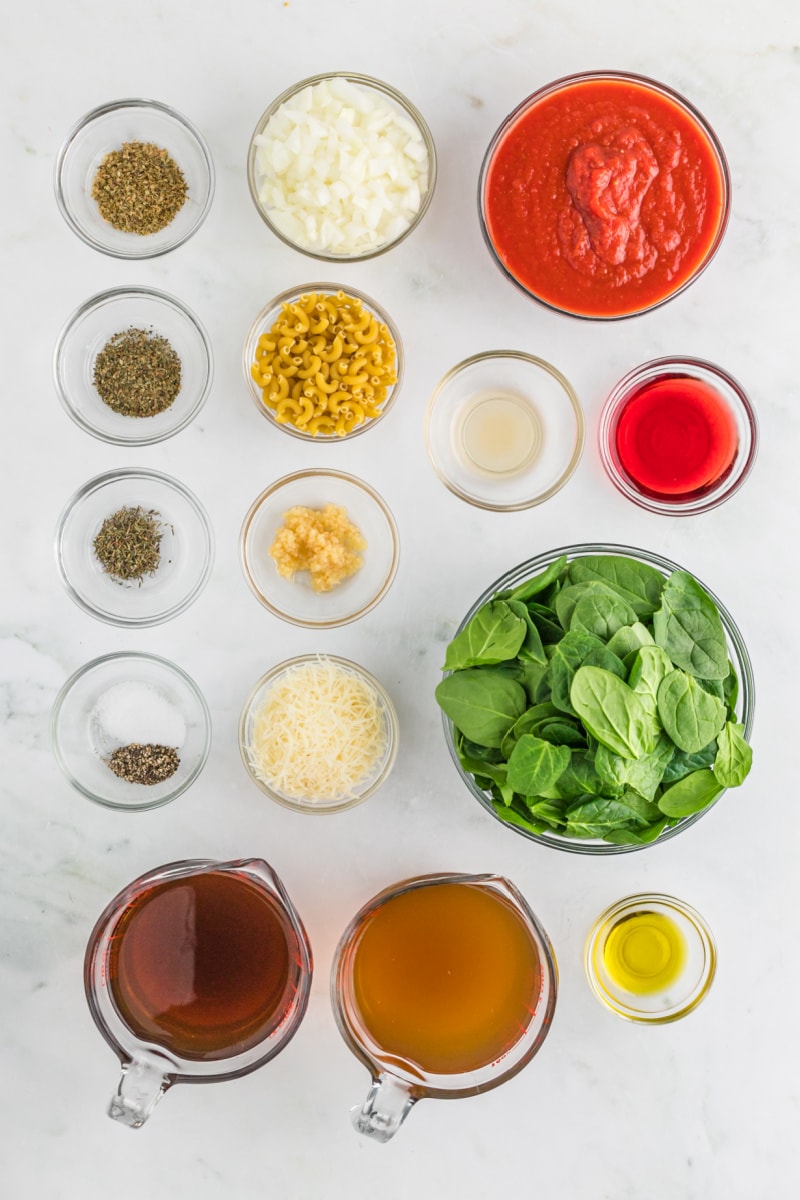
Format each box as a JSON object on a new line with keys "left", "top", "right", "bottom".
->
{"left": 657, "top": 670, "right": 727, "bottom": 754}
{"left": 606, "top": 621, "right": 655, "bottom": 658}
{"left": 653, "top": 571, "right": 730, "bottom": 680}
{"left": 661, "top": 741, "right": 718, "bottom": 784}
{"left": 571, "top": 666, "right": 659, "bottom": 760}
{"left": 549, "top": 629, "right": 625, "bottom": 716}
{"left": 443, "top": 600, "right": 526, "bottom": 670}
{"left": 564, "top": 793, "right": 657, "bottom": 837}
{"left": 570, "top": 590, "right": 640, "bottom": 641}
{"left": 506, "top": 734, "right": 571, "bottom": 796}
{"left": 566, "top": 554, "right": 666, "bottom": 617}
{"left": 491, "top": 801, "right": 552, "bottom": 835}
{"left": 557, "top": 750, "right": 616, "bottom": 799}
{"left": 595, "top": 733, "right": 674, "bottom": 800}
{"left": 658, "top": 769, "right": 724, "bottom": 817}
{"left": 604, "top": 818, "right": 670, "bottom": 845}
{"left": 435, "top": 670, "right": 527, "bottom": 747}
{"left": 505, "top": 600, "right": 547, "bottom": 665}
{"left": 499, "top": 555, "right": 568, "bottom": 604}
{"left": 627, "top": 644, "right": 673, "bottom": 717}
{"left": 713, "top": 722, "right": 753, "bottom": 788}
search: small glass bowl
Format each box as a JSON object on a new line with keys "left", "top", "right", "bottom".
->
{"left": 478, "top": 71, "right": 730, "bottom": 320}
{"left": 240, "top": 469, "right": 398, "bottom": 628}
{"left": 51, "top": 652, "right": 211, "bottom": 811}
{"left": 55, "top": 98, "right": 214, "bottom": 258}
{"left": 424, "top": 351, "right": 584, "bottom": 510}
{"left": 585, "top": 894, "right": 717, "bottom": 1022}
{"left": 239, "top": 654, "right": 399, "bottom": 814}
{"left": 243, "top": 283, "right": 403, "bottom": 442}
{"left": 54, "top": 286, "right": 213, "bottom": 446}
{"left": 598, "top": 357, "right": 758, "bottom": 515}
{"left": 247, "top": 72, "right": 436, "bottom": 261}
{"left": 440, "top": 542, "right": 754, "bottom": 855}
{"left": 56, "top": 468, "right": 214, "bottom": 627}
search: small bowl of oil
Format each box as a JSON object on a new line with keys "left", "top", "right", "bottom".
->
{"left": 584, "top": 893, "right": 716, "bottom": 1023}
{"left": 424, "top": 351, "right": 584, "bottom": 511}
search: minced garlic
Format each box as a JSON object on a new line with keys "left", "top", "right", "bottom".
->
{"left": 269, "top": 504, "right": 366, "bottom": 592}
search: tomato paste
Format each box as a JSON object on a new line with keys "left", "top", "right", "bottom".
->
{"left": 482, "top": 75, "right": 729, "bottom": 318}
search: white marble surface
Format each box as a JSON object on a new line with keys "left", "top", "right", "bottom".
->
{"left": 2, "top": 1, "right": 798, "bottom": 1196}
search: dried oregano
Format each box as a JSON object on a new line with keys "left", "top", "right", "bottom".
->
{"left": 93, "top": 327, "right": 182, "bottom": 417}
{"left": 91, "top": 141, "right": 188, "bottom": 235}
{"left": 93, "top": 506, "right": 164, "bottom": 583}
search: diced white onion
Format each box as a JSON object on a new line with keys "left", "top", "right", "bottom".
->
{"left": 254, "top": 79, "right": 431, "bottom": 255}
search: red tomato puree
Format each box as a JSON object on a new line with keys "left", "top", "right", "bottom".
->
{"left": 483, "top": 77, "right": 728, "bottom": 317}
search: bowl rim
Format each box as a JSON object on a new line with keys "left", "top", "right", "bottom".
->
{"left": 477, "top": 69, "right": 732, "bottom": 321}
{"left": 239, "top": 467, "right": 400, "bottom": 627}
{"left": 53, "top": 284, "right": 214, "bottom": 446}
{"left": 583, "top": 891, "right": 717, "bottom": 1021}
{"left": 54, "top": 96, "right": 215, "bottom": 259}
{"left": 246, "top": 70, "right": 437, "bottom": 262}
{"left": 50, "top": 650, "right": 212, "bottom": 811}
{"left": 440, "top": 541, "right": 754, "bottom": 855}
{"left": 55, "top": 466, "right": 215, "bottom": 628}
{"left": 243, "top": 281, "right": 404, "bottom": 442}
{"left": 238, "top": 652, "right": 399, "bottom": 813}
{"left": 423, "top": 348, "right": 585, "bottom": 511}
{"left": 597, "top": 355, "right": 759, "bottom": 515}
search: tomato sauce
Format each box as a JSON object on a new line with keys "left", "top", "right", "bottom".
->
{"left": 482, "top": 76, "right": 729, "bottom": 318}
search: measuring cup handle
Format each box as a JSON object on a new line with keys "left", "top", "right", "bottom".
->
{"left": 353, "top": 1073, "right": 417, "bottom": 1143}
{"left": 108, "top": 1052, "right": 174, "bottom": 1128}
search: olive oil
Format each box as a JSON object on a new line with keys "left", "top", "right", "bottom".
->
{"left": 602, "top": 910, "right": 686, "bottom": 996}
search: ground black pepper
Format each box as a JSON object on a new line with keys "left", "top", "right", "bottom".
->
{"left": 107, "top": 743, "right": 180, "bottom": 785}
{"left": 91, "top": 140, "right": 188, "bottom": 235}
{"left": 93, "top": 327, "right": 182, "bottom": 417}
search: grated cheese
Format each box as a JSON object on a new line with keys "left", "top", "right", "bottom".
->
{"left": 246, "top": 657, "right": 388, "bottom": 803}
{"left": 253, "top": 77, "right": 430, "bottom": 256}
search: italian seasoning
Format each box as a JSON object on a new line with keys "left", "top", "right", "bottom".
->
{"left": 91, "top": 140, "right": 188, "bottom": 235}
{"left": 93, "top": 327, "right": 182, "bottom": 417}
{"left": 106, "top": 743, "right": 180, "bottom": 785}
{"left": 93, "top": 506, "right": 164, "bottom": 583}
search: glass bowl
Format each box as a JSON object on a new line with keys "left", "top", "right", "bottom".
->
{"left": 247, "top": 72, "right": 436, "bottom": 261}
{"left": 55, "top": 98, "right": 214, "bottom": 258}
{"left": 478, "top": 71, "right": 730, "bottom": 320}
{"left": 243, "top": 283, "right": 403, "bottom": 442}
{"left": 239, "top": 654, "right": 399, "bottom": 814}
{"left": 54, "top": 286, "right": 213, "bottom": 445}
{"left": 585, "top": 893, "right": 716, "bottom": 1022}
{"left": 440, "top": 542, "right": 754, "bottom": 855}
{"left": 240, "top": 469, "right": 398, "bottom": 627}
{"left": 56, "top": 468, "right": 214, "bottom": 627}
{"left": 424, "top": 351, "right": 584, "bottom": 510}
{"left": 598, "top": 357, "right": 758, "bottom": 515}
{"left": 51, "top": 652, "right": 211, "bottom": 811}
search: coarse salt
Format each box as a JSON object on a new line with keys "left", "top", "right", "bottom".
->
{"left": 90, "top": 680, "right": 187, "bottom": 757}
{"left": 254, "top": 79, "right": 431, "bottom": 256}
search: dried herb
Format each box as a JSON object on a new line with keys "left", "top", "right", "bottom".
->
{"left": 93, "top": 506, "right": 164, "bottom": 583}
{"left": 93, "top": 327, "right": 182, "bottom": 417}
{"left": 91, "top": 141, "right": 188, "bottom": 235}
{"left": 107, "top": 743, "right": 180, "bottom": 785}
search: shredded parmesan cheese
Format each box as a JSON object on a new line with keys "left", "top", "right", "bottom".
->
{"left": 246, "top": 657, "right": 389, "bottom": 803}
{"left": 253, "top": 76, "right": 431, "bottom": 256}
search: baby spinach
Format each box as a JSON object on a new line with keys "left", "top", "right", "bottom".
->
{"left": 437, "top": 553, "right": 753, "bottom": 846}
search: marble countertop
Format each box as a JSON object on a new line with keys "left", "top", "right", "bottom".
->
{"left": 2, "top": 1, "right": 797, "bottom": 1196}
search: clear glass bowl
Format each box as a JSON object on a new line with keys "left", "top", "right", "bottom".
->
{"left": 51, "top": 652, "right": 211, "bottom": 811}
{"left": 54, "top": 286, "right": 213, "bottom": 445}
{"left": 240, "top": 469, "right": 399, "bottom": 627}
{"left": 239, "top": 654, "right": 399, "bottom": 814}
{"left": 56, "top": 468, "right": 214, "bottom": 627}
{"left": 243, "top": 283, "right": 403, "bottom": 442}
{"left": 424, "top": 350, "right": 584, "bottom": 510}
{"left": 598, "top": 357, "right": 758, "bottom": 515}
{"left": 585, "top": 893, "right": 716, "bottom": 1022}
{"left": 247, "top": 72, "right": 436, "bottom": 261}
{"left": 55, "top": 98, "right": 214, "bottom": 258}
{"left": 440, "top": 542, "right": 754, "bottom": 855}
{"left": 478, "top": 71, "right": 731, "bottom": 320}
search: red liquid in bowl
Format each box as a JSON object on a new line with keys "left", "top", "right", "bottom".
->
{"left": 614, "top": 375, "right": 738, "bottom": 499}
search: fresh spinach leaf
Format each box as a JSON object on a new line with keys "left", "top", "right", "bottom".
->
{"left": 549, "top": 629, "right": 625, "bottom": 715}
{"left": 571, "top": 666, "right": 659, "bottom": 760}
{"left": 566, "top": 554, "right": 666, "bottom": 616}
{"left": 627, "top": 645, "right": 673, "bottom": 717}
{"left": 713, "top": 721, "right": 753, "bottom": 788}
{"left": 606, "top": 621, "right": 655, "bottom": 658}
{"left": 657, "top": 670, "right": 727, "bottom": 754}
{"left": 564, "top": 792, "right": 657, "bottom": 837}
{"left": 443, "top": 600, "right": 526, "bottom": 670}
{"left": 527, "top": 603, "right": 565, "bottom": 645}
{"left": 570, "top": 590, "right": 640, "bottom": 641}
{"left": 595, "top": 732, "right": 674, "bottom": 801}
{"left": 435, "top": 669, "right": 526, "bottom": 747}
{"left": 506, "top": 734, "right": 571, "bottom": 796}
{"left": 604, "top": 818, "right": 670, "bottom": 845}
{"left": 653, "top": 571, "right": 729, "bottom": 680}
{"left": 661, "top": 741, "right": 718, "bottom": 784}
{"left": 499, "top": 555, "right": 568, "bottom": 603}
{"left": 658, "top": 769, "right": 724, "bottom": 817}
{"left": 505, "top": 600, "right": 547, "bottom": 665}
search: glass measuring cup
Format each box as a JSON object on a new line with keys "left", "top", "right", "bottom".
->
{"left": 84, "top": 858, "right": 312, "bottom": 1127}
{"left": 331, "top": 872, "right": 557, "bottom": 1142}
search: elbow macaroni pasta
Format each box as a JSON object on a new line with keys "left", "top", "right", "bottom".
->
{"left": 251, "top": 291, "right": 397, "bottom": 436}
